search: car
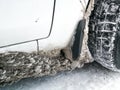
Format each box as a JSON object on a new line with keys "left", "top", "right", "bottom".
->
{"left": 0, "top": 0, "right": 93, "bottom": 86}
{"left": 0, "top": 0, "right": 120, "bottom": 86}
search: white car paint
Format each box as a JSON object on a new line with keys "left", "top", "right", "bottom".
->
{"left": 0, "top": 0, "right": 89, "bottom": 52}
{"left": 0, "top": 0, "right": 53, "bottom": 46}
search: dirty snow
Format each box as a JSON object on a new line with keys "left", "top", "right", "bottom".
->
{"left": 1, "top": 62, "right": 120, "bottom": 90}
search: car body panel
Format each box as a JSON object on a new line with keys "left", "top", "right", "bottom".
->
{"left": 0, "top": 0, "right": 89, "bottom": 52}
{"left": 0, "top": 0, "right": 53, "bottom": 46}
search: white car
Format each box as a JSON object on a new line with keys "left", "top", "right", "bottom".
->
{"left": 0, "top": 0, "right": 93, "bottom": 62}
{"left": 0, "top": 0, "right": 120, "bottom": 86}
{"left": 0, "top": 0, "right": 87, "bottom": 52}
{"left": 0, "top": 0, "right": 93, "bottom": 85}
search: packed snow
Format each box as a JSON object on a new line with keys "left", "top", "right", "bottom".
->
{"left": 1, "top": 62, "right": 120, "bottom": 90}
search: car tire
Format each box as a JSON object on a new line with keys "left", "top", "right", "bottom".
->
{"left": 88, "top": 0, "right": 120, "bottom": 71}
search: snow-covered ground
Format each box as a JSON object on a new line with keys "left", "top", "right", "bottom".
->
{"left": 1, "top": 62, "right": 120, "bottom": 90}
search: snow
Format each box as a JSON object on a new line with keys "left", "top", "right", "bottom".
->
{"left": 1, "top": 62, "right": 120, "bottom": 90}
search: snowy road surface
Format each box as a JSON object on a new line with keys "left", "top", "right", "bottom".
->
{"left": 0, "top": 62, "right": 120, "bottom": 90}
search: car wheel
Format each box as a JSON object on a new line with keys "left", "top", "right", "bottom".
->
{"left": 88, "top": 0, "right": 120, "bottom": 71}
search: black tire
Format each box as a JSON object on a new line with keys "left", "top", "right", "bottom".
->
{"left": 88, "top": 0, "right": 120, "bottom": 71}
